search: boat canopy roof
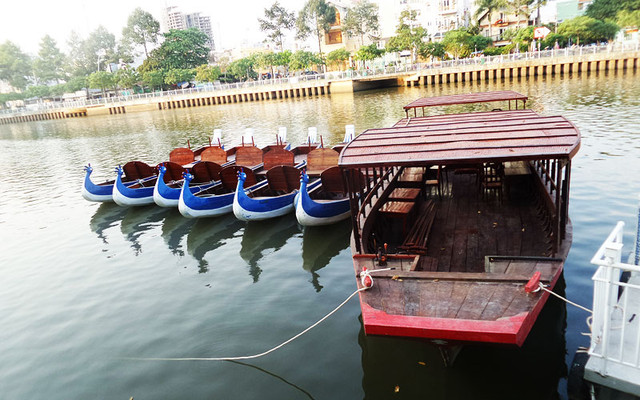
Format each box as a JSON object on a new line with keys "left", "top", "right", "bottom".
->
{"left": 403, "top": 90, "right": 528, "bottom": 112}
{"left": 338, "top": 109, "right": 581, "bottom": 168}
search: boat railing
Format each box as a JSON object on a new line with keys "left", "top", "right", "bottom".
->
{"left": 589, "top": 221, "right": 640, "bottom": 376}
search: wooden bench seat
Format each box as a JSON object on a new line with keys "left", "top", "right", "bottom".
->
{"left": 398, "top": 200, "right": 437, "bottom": 255}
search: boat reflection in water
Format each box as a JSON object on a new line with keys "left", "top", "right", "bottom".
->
{"left": 160, "top": 209, "right": 197, "bottom": 257}
{"left": 301, "top": 219, "right": 351, "bottom": 292}
{"left": 120, "top": 205, "right": 169, "bottom": 255}
{"left": 240, "top": 216, "right": 299, "bottom": 282}
{"left": 89, "top": 202, "right": 129, "bottom": 244}
{"left": 186, "top": 214, "right": 244, "bottom": 273}
{"left": 359, "top": 277, "right": 568, "bottom": 400}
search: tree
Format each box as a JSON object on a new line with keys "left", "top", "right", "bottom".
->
{"left": 195, "top": 64, "right": 222, "bottom": 82}
{"left": 386, "top": 10, "right": 428, "bottom": 62}
{"left": 0, "top": 41, "right": 32, "bottom": 90}
{"left": 617, "top": 9, "right": 640, "bottom": 28}
{"left": 33, "top": 35, "right": 66, "bottom": 85}
{"left": 116, "top": 67, "right": 139, "bottom": 90}
{"left": 122, "top": 8, "right": 160, "bottom": 58}
{"left": 259, "top": 2, "right": 296, "bottom": 51}
{"left": 88, "top": 70, "right": 116, "bottom": 97}
{"left": 296, "top": 0, "right": 336, "bottom": 60}
{"left": 164, "top": 69, "right": 196, "bottom": 87}
{"left": 142, "top": 70, "right": 164, "bottom": 91}
{"left": 442, "top": 29, "right": 474, "bottom": 58}
{"left": 288, "top": 50, "right": 321, "bottom": 72}
{"left": 65, "top": 76, "right": 87, "bottom": 92}
{"left": 152, "top": 28, "right": 210, "bottom": 70}
{"left": 557, "top": 16, "right": 619, "bottom": 44}
{"left": 586, "top": 0, "right": 640, "bottom": 21}
{"left": 86, "top": 26, "right": 117, "bottom": 69}
{"left": 475, "top": 0, "right": 506, "bottom": 39}
{"left": 326, "top": 48, "right": 351, "bottom": 70}
{"left": 506, "top": 0, "right": 533, "bottom": 29}
{"left": 354, "top": 44, "right": 384, "bottom": 68}
{"left": 419, "top": 41, "right": 446, "bottom": 60}
{"left": 24, "top": 85, "right": 50, "bottom": 99}
{"left": 342, "top": 0, "right": 380, "bottom": 46}
{"left": 228, "top": 57, "right": 258, "bottom": 81}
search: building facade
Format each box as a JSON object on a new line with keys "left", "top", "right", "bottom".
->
{"left": 161, "top": 6, "right": 215, "bottom": 51}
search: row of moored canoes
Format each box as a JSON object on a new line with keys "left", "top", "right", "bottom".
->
{"left": 82, "top": 127, "right": 359, "bottom": 226}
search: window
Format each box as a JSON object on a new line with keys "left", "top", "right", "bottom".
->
{"left": 326, "top": 30, "right": 342, "bottom": 45}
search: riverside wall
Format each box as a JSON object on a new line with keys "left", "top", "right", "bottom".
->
{"left": 1, "top": 49, "right": 638, "bottom": 126}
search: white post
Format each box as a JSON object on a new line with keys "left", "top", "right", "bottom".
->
{"left": 344, "top": 124, "right": 355, "bottom": 143}
{"left": 307, "top": 127, "right": 318, "bottom": 144}
{"left": 277, "top": 127, "right": 287, "bottom": 144}
{"left": 213, "top": 129, "right": 222, "bottom": 144}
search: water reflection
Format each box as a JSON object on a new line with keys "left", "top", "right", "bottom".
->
{"left": 301, "top": 220, "right": 351, "bottom": 292}
{"left": 228, "top": 361, "right": 315, "bottom": 400}
{"left": 160, "top": 209, "right": 197, "bottom": 257}
{"left": 120, "top": 206, "right": 169, "bottom": 255}
{"left": 359, "top": 277, "right": 567, "bottom": 400}
{"left": 186, "top": 215, "right": 244, "bottom": 273}
{"left": 89, "top": 203, "right": 128, "bottom": 244}
{"left": 240, "top": 216, "right": 299, "bottom": 283}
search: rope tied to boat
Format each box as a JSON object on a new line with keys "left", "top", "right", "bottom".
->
{"left": 359, "top": 267, "right": 393, "bottom": 289}
{"left": 534, "top": 282, "right": 593, "bottom": 314}
{"left": 123, "top": 287, "right": 367, "bottom": 362}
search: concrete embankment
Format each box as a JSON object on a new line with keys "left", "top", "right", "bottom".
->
{"left": 1, "top": 49, "right": 638, "bottom": 126}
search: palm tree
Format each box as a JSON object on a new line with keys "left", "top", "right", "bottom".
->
{"left": 475, "top": 0, "right": 506, "bottom": 39}
{"left": 507, "top": 0, "right": 533, "bottom": 29}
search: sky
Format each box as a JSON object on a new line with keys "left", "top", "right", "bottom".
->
{"left": 0, "top": 0, "right": 306, "bottom": 55}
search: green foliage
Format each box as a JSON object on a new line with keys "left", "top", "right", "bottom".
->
{"left": 0, "top": 92, "right": 24, "bottom": 107}
{"left": 152, "top": 28, "right": 210, "bottom": 70}
{"left": 228, "top": 57, "right": 258, "bottom": 81}
{"left": 419, "top": 41, "right": 446, "bottom": 60}
{"left": 482, "top": 46, "right": 506, "bottom": 55}
{"left": 541, "top": 33, "right": 568, "bottom": 48}
{"left": 67, "top": 27, "right": 117, "bottom": 77}
{"left": 326, "top": 48, "right": 351, "bottom": 69}
{"left": 617, "top": 9, "right": 640, "bottom": 28}
{"left": 121, "top": 8, "right": 160, "bottom": 57}
{"left": 586, "top": 0, "right": 640, "bottom": 21}
{"left": 24, "top": 85, "right": 51, "bottom": 99}
{"left": 33, "top": 35, "right": 66, "bottom": 84}
{"left": 274, "top": 50, "right": 292, "bottom": 67}
{"left": 164, "top": 69, "right": 196, "bottom": 86}
{"left": 557, "top": 16, "right": 619, "bottom": 44}
{"left": 296, "top": 0, "right": 336, "bottom": 56}
{"left": 288, "top": 50, "right": 321, "bottom": 71}
{"left": 386, "top": 10, "right": 427, "bottom": 61}
{"left": 475, "top": 0, "right": 507, "bottom": 37}
{"left": 354, "top": 44, "right": 384, "bottom": 64}
{"left": 65, "top": 76, "right": 87, "bottom": 92}
{"left": 142, "top": 70, "right": 164, "bottom": 90}
{"left": 116, "top": 67, "right": 139, "bottom": 89}
{"left": 342, "top": 0, "right": 380, "bottom": 45}
{"left": 0, "top": 41, "right": 32, "bottom": 90}
{"left": 441, "top": 29, "right": 492, "bottom": 58}
{"left": 512, "top": 26, "right": 535, "bottom": 49}
{"left": 259, "top": 2, "right": 296, "bottom": 51}
{"left": 506, "top": 0, "right": 534, "bottom": 28}
{"left": 88, "top": 71, "right": 116, "bottom": 97}
{"left": 194, "top": 65, "right": 222, "bottom": 82}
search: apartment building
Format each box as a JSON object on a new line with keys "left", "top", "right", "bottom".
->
{"left": 161, "top": 6, "right": 215, "bottom": 51}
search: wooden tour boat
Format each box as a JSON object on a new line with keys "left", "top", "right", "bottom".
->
{"left": 339, "top": 91, "right": 580, "bottom": 347}
{"left": 112, "top": 161, "right": 159, "bottom": 206}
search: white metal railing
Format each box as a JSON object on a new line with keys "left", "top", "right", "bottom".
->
{"left": 2, "top": 41, "right": 639, "bottom": 117}
{"left": 589, "top": 221, "right": 640, "bottom": 376}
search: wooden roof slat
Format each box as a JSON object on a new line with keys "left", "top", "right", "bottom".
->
{"left": 393, "top": 109, "right": 538, "bottom": 127}
{"left": 339, "top": 110, "right": 580, "bottom": 167}
{"left": 403, "top": 90, "right": 528, "bottom": 111}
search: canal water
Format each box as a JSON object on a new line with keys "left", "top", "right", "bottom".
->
{"left": 1, "top": 71, "right": 639, "bottom": 399}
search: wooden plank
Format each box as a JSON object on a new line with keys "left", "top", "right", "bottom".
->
{"left": 479, "top": 283, "right": 519, "bottom": 320}
{"left": 169, "top": 147, "right": 195, "bottom": 165}
{"left": 364, "top": 270, "right": 552, "bottom": 282}
{"left": 263, "top": 147, "right": 295, "bottom": 170}
{"left": 417, "top": 280, "right": 438, "bottom": 317}
{"left": 403, "top": 279, "right": 421, "bottom": 316}
{"left": 200, "top": 147, "right": 227, "bottom": 164}
{"left": 434, "top": 280, "right": 455, "bottom": 318}
{"left": 306, "top": 148, "right": 339, "bottom": 176}
{"left": 505, "top": 261, "right": 535, "bottom": 276}
{"left": 456, "top": 282, "right": 497, "bottom": 320}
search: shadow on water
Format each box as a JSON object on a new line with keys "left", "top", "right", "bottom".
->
{"left": 359, "top": 276, "right": 568, "bottom": 400}
{"left": 301, "top": 219, "right": 351, "bottom": 292}
{"left": 120, "top": 206, "right": 170, "bottom": 255}
{"left": 89, "top": 202, "right": 129, "bottom": 244}
{"left": 160, "top": 209, "right": 197, "bottom": 257}
{"left": 186, "top": 214, "right": 244, "bottom": 273}
{"left": 228, "top": 361, "right": 315, "bottom": 400}
{"left": 240, "top": 215, "right": 299, "bottom": 283}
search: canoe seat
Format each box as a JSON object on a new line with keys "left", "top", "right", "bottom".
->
{"left": 169, "top": 147, "right": 195, "bottom": 165}
{"left": 122, "top": 161, "right": 155, "bottom": 180}
{"left": 190, "top": 161, "right": 222, "bottom": 183}
{"left": 162, "top": 162, "right": 186, "bottom": 183}
{"left": 220, "top": 166, "right": 257, "bottom": 191}
{"left": 200, "top": 146, "right": 227, "bottom": 164}
{"left": 266, "top": 165, "right": 300, "bottom": 194}
{"left": 321, "top": 166, "right": 364, "bottom": 194}
{"left": 235, "top": 146, "right": 263, "bottom": 168}
{"left": 306, "top": 148, "right": 339, "bottom": 176}
{"left": 263, "top": 147, "right": 294, "bottom": 170}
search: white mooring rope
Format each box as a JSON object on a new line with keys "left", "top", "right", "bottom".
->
{"left": 125, "top": 287, "right": 368, "bottom": 362}
{"left": 537, "top": 282, "right": 593, "bottom": 313}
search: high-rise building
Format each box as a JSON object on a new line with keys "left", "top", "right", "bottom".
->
{"left": 161, "top": 6, "right": 215, "bottom": 52}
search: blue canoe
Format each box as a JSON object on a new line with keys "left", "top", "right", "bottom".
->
{"left": 153, "top": 162, "right": 220, "bottom": 207}
{"left": 112, "top": 162, "right": 159, "bottom": 206}
{"left": 83, "top": 162, "right": 155, "bottom": 203}
{"left": 179, "top": 165, "right": 267, "bottom": 218}
{"left": 294, "top": 167, "right": 353, "bottom": 226}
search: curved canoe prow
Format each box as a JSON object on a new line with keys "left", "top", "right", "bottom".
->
{"left": 233, "top": 165, "right": 299, "bottom": 221}
{"left": 82, "top": 165, "right": 115, "bottom": 202}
